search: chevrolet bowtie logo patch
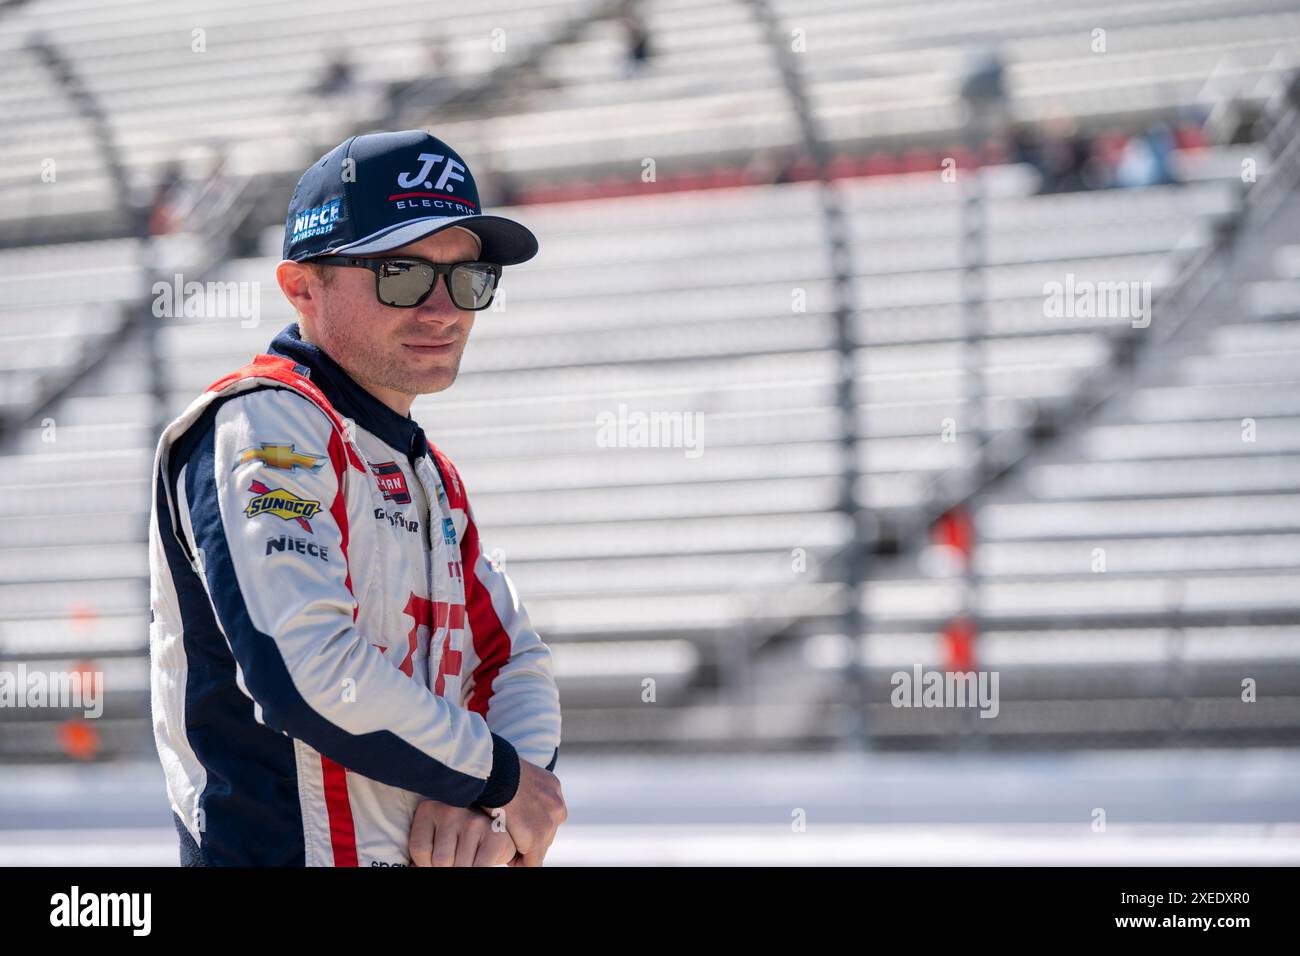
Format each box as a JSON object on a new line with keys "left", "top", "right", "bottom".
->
{"left": 244, "top": 480, "right": 323, "bottom": 532}
{"left": 237, "top": 443, "right": 325, "bottom": 472}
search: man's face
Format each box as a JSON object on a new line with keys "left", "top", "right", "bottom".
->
{"left": 283, "top": 226, "right": 484, "bottom": 411}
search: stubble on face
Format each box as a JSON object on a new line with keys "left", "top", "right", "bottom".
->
{"left": 304, "top": 227, "right": 482, "bottom": 408}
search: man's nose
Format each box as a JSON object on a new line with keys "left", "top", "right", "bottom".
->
{"left": 412, "top": 279, "right": 461, "bottom": 324}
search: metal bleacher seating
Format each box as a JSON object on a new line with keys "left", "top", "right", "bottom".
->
{"left": 0, "top": 159, "right": 1255, "bottom": 754}
{"left": 790, "top": 192, "right": 1300, "bottom": 750}
{"left": 0, "top": 0, "right": 602, "bottom": 239}
{"left": 417, "top": 0, "right": 1300, "bottom": 177}
{"left": 1, "top": 0, "right": 1298, "bottom": 759}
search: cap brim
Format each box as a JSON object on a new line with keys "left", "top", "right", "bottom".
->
{"left": 332, "top": 214, "right": 538, "bottom": 265}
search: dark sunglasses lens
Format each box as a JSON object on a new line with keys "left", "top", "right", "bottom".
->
{"left": 377, "top": 261, "right": 436, "bottom": 307}
{"left": 448, "top": 263, "right": 498, "bottom": 309}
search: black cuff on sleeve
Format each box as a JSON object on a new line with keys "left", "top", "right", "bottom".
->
{"left": 475, "top": 733, "right": 521, "bottom": 809}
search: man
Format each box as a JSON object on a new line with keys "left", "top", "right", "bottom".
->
{"left": 148, "top": 130, "right": 565, "bottom": 867}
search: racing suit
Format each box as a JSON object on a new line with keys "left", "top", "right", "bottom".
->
{"left": 148, "top": 322, "right": 560, "bottom": 866}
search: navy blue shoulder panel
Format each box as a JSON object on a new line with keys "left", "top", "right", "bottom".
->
{"left": 155, "top": 408, "right": 306, "bottom": 866}
{"left": 168, "top": 387, "right": 278, "bottom": 497}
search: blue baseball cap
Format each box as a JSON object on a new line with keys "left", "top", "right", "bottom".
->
{"left": 282, "top": 129, "right": 538, "bottom": 265}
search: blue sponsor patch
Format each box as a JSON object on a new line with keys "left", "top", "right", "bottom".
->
{"left": 291, "top": 198, "right": 341, "bottom": 242}
{"left": 442, "top": 517, "right": 457, "bottom": 545}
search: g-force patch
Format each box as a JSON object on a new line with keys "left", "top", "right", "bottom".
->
{"left": 245, "top": 480, "right": 322, "bottom": 532}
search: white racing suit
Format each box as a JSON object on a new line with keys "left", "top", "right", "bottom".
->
{"left": 148, "top": 323, "right": 560, "bottom": 866}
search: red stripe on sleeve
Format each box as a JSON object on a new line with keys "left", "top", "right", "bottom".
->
{"left": 320, "top": 755, "right": 358, "bottom": 867}
{"left": 327, "top": 429, "right": 358, "bottom": 623}
{"left": 427, "top": 445, "right": 508, "bottom": 715}
{"left": 321, "top": 428, "right": 359, "bottom": 865}
{"left": 460, "top": 512, "right": 510, "bottom": 717}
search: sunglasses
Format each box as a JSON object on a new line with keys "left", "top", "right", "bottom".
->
{"left": 311, "top": 255, "right": 502, "bottom": 310}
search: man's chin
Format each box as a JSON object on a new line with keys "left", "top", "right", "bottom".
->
{"left": 391, "top": 352, "right": 462, "bottom": 394}
{"left": 398, "top": 370, "right": 458, "bottom": 397}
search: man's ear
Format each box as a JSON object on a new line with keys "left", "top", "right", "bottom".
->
{"left": 276, "top": 260, "right": 324, "bottom": 323}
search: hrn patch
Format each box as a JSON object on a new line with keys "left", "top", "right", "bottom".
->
{"left": 370, "top": 461, "right": 412, "bottom": 504}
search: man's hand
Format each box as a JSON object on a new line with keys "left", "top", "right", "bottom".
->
{"left": 484, "top": 758, "right": 567, "bottom": 867}
{"left": 407, "top": 800, "right": 518, "bottom": 867}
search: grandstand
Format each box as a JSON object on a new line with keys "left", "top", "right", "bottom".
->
{"left": 411, "top": 0, "right": 1300, "bottom": 179}
{"left": 2, "top": 0, "right": 1300, "bottom": 774}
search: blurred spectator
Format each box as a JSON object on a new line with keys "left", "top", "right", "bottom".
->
{"left": 618, "top": 1, "right": 651, "bottom": 77}
{"left": 473, "top": 149, "right": 520, "bottom": 207}
{"left": 744, "top": 146, "right": 799, "bottom": 184}
{"left": 1113, "top": 122, "right": 1177, "bottom": 188}
{"left": 1009, "top": 122, "right": 1042, "bottom": 170}
{"left": 415, "top": 33, "right": 456, "bottom": 104}
{"left": 147, "top": 160, "right": 184, "bottom": 235}
{"left": 314, "top": 48, "right": 355, "bottom": 97}
{"left": 1035, "top": 108, "right": 1092, "bottom": 193}
{"left": 148, "top": 146, "right": 234, "bottom": 237}
{"left": 1010, "top": 110, "right": 1185, "bottom": 193}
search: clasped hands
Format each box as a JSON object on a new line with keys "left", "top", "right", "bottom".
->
{"left": 407, "top": 758, "right": 566, "bottom": 867}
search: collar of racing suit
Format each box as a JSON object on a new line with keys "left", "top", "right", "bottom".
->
{"left": 267, "top": 322, "right": 432, "bottom": 464}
